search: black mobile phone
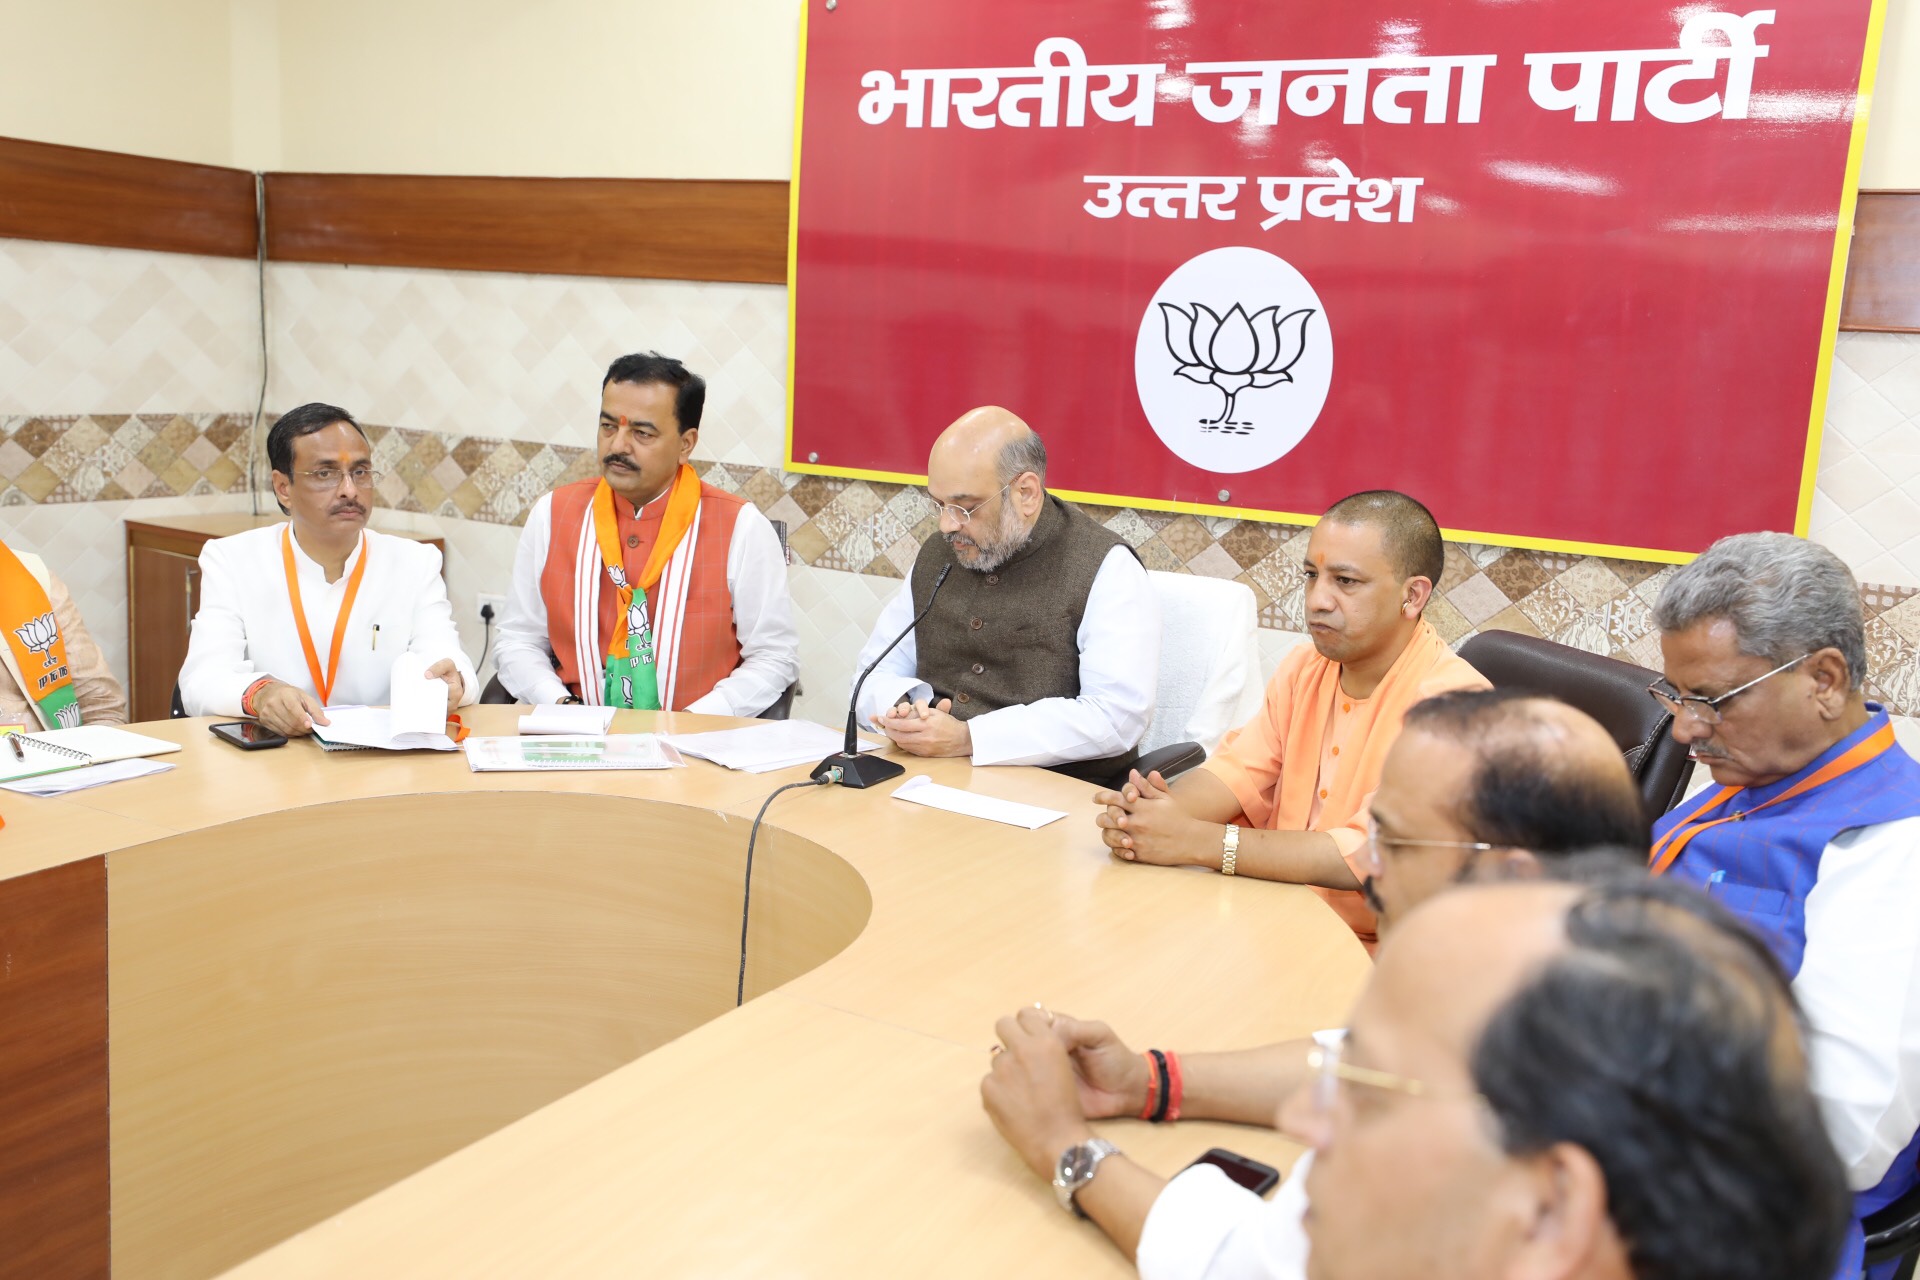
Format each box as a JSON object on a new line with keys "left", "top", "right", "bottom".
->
{"left": 209, "top": 720, "right": 288, "bottom": 750}
{"left": 1184, "top": 1147, "right": 1281, "bottom": 1197}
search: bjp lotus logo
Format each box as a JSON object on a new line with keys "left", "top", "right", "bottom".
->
{"left": 1158, "top": 302, "right": 1316, "bottom": 430}
{"left": 15, "top": 611, "right": 58, "bottom": 667}
{"left": 1134, "top": 247, "right": 1334, "bottom": 476}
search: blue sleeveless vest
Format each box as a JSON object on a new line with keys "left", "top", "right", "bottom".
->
{"left": 1654, "top": 706, "right": 1920, "bottom": 1274}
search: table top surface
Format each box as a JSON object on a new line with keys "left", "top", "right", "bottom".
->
{"left": 0, "top": 709, "right": 1369, "bottom": 1277}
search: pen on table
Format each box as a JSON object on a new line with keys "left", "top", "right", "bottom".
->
{"left": 9, "top": 735, "right": 23, "bottom": 761}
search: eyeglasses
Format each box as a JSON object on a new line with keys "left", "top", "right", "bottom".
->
{"left": 294, "top": 465, "right": 381, "bottom": 491}
{"left": 1646, "top": 653, "right": 1812, "bottom": 726}
{"left": 1360, "top": 815, "right": 1496, "bottom": 875}
{"left": 1303, "top": 1041, "right": 1440, "bottom": 1113}
{"left": 931, "top": 483, "right": 1011, "bottom": 526}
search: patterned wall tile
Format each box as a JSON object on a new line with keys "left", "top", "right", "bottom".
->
{"left": 0, "top": 240, "right": 262, "bottom": 416}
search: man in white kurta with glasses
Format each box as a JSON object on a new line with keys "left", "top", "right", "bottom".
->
{"left": 178, "top": 402, "right": 476, "bottom": 737}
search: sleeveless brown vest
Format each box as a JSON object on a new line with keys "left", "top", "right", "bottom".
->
{"left": 910, "top": 495, "right": 1138, "bottom": 784}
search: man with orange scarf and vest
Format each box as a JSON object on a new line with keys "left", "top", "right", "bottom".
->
{"left": 493, "top": 353, "right": 797, "bottom": 714}
{"left": 1093, "top": 490, "right": 1488, "bottom": 949}
{"left": 0, "top": 538, "right": 125, "bottom": 728}
{"left": 178, "top": 403, "right": 477, "bottom": 736}
{"left": 1647, "top": 531, "right": 1920, "bottom": 1280}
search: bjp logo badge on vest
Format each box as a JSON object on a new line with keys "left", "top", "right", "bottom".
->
{"left": 1134, "top": 246, "right": 1333, "bottom": 476}
{"left": 15, "top": 611, "right": 58, "bottom": 667}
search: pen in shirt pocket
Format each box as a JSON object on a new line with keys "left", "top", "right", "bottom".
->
{"left": 1707, "top": 869, "right": 1725, "bottom": 889}
{"left": 372, "top": 623, "right": 380, "bottom": 650}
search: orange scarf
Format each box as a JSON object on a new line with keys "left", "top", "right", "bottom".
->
{"left": 588, "top": 464, "right": 701, "bottom": 710}
{"left": 282, "top": 527, "right": 368, "bottom": 704}
{"left": 0, "top": 540, "right": 79, "bottom": 729}
{"left": 1649, "top": 720, "right": 1898, "bottom": 875}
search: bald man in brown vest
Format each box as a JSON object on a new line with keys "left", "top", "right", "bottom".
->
{"left": 852, "top": 407, "right": 1159, "bottom": 785}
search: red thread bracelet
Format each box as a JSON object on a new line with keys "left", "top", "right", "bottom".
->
{"left": 240, "top": 676, "right": 273, "bottom": 717}
{"left": 1166, "top": 1050, "right": 1185, "bottom": 1122}
{"left": 1137, "top": 1050, "right": 1160, "bottom": 1121}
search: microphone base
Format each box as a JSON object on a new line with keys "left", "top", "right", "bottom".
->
{"left": 811, "top": 751, "right": 905, "bottom": 789}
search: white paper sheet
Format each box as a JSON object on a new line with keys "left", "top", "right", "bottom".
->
{"left": 889, "top": 774, "right": 1068, "bottom": 830}
{"left": 386, "top": 652, "right": 449, "bottom": 736}
{"left": 0, "top": 758, "right": 175, "bottom": 795}
{"left": 519, "top": 703, "right": 619, "bottom": 736}
{"left": 666, "top": 721, "right": 885, "bottom": 774}
{"left": 313, "top": 706, "right": 457, "bottom": 752}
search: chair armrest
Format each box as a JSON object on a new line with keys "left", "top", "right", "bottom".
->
{"left": 1864, "top": 1180, "right": 1920, "bottom": 1266}
{"left": 1133, "top": 742, "right": 1205, "bottom": 783}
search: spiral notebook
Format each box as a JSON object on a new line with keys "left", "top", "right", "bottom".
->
{"left": 0, "top": 725, "right": 181, "bottom": 784}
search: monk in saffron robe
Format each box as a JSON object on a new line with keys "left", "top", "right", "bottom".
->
{"left": 1094, "top": 490, "right": 1487, "bottom": 948}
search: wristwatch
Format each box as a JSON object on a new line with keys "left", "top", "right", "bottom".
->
{"left": 1053, "top": 1138, "right": 1121, "bottom": 1217}
{"left": 1221, "top": 824, "right": 1240, "bottom": 876}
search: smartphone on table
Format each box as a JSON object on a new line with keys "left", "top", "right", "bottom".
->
{"left": 1183, "top": 1147, "right": 1282, "bottom": 1197}
{"left": 209, "top": 721, "right": 288, "bottom": 750}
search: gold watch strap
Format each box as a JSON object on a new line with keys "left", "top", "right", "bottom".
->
{"left": 1221, "top": 824, "right": 1239, "bottom": 876}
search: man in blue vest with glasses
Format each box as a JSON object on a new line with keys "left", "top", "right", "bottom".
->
{"left": 1649, "top": 531, "right": 1920, "bottom": 1279}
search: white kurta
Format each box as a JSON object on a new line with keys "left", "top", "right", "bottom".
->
{"left": 178, "top": 524, "right": 477, "bottom": 716}
{"left": 852, "top": 544, "right": 1158, "bottom": 767}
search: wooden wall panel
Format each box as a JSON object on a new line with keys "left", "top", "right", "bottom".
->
{"left": 0, "top": 136, "right": 256, "bottom": 259}
{"left": 263, "top": 173, "right": 790, "bottom": 284}
{"left": 0, "top": 854, "right": 109, "bottom": 1280}
{"left": 1841, "top": 191, "right": 1920, "bottom": 332}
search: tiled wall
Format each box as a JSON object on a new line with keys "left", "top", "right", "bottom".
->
{"left": 2, "top": 234, "right": 1918, "bottom": 730}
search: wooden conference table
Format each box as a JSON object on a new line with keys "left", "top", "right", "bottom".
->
{"left": 0, "top": 708, "right": 1369, "bottom": 1280}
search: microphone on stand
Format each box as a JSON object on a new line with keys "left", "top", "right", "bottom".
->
{"left": 812, "top": 564, "right": 953, "bottom": 789}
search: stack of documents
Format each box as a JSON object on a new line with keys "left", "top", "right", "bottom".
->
{"left": 667, "top": 721, "right": 885, "bottom": 773}
{"left": 463, "top": 735, "right": 685, "bottom": 772}
{"left": 312, "top": 654, "right": 456, "bottom": 751}
{"left": 312, "top": 707, "right": 457, "bottom": 752}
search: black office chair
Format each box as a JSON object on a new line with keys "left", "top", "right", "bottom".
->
{"left": 1456, "top": 630, "right": 1694, "bottom": 819}
{"left": 170, "top": 684, "right": 186, "bottom": 718}
{"left": 480, "top": 673, "right": 516, "bottom": 704}
{"left": 1865, "top": 1181, "right": 1920, "bottom": 1280}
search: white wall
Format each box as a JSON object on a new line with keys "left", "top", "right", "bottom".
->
{"left": 1863, "top": 0, "right": 1920, "bottom": 187}
{"left": 0, "top": 0, "right": 236, "bottom": 165}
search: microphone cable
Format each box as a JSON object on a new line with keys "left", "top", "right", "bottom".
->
{"left": 736, "top": 773, "right": 835, "bottom": 1006}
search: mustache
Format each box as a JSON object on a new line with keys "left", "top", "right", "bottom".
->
{"left": 1360, "top": 875, "right": 1385, "bottom": 916}
{"left": 1690, "top": 744, "right": 1732, "bottom": 760}
{"left": 329, "top": 501, "right": 366, "bottom": 515}
{"left": 602, "top": 454, "right": 636, "bottom": 469}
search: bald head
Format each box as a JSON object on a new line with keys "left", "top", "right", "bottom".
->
{"left": 929, "top": 406, "right": 1047, "bottom": 494}
{"left": 926, "top": 407, "right": 1051, "bottom": 573}
{"left": 1363, "top": 689, "right": 1647, "bottom": 933}
{"left": 1403, "top": 688, "right": 1648, "bottom": 853}
{"left": 1320, "top": 489, "right": 1444, "bottom": 588}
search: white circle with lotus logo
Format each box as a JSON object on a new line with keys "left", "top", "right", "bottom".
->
{"left": 1133, "top": 246, "right": 1333, "bottom": 475}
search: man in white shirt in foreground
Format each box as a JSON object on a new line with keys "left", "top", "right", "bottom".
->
{"left": 986, "top": 877, "right": 1856, "bottom": 1280}
{"left": 179, "top": 402, "right": 475, "bottom": 736}
{"left": 980, "top": 689, "right": 1653, "bottom": 1277}
{"left": 851, "top": 406, "right": 1157, "bottom": 785}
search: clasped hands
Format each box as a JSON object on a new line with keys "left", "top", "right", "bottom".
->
{"left": 1092, "top": 769, "right": 1218, "bottom": 867}
{"left": 250, "top": 658, "right": 464, "bottom": 737}
{"left": 980, "top": 1006, "right": 1150, "bottom": 1179}
{"left": 875, "top": 695, "right": 973, "bottom": 758}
